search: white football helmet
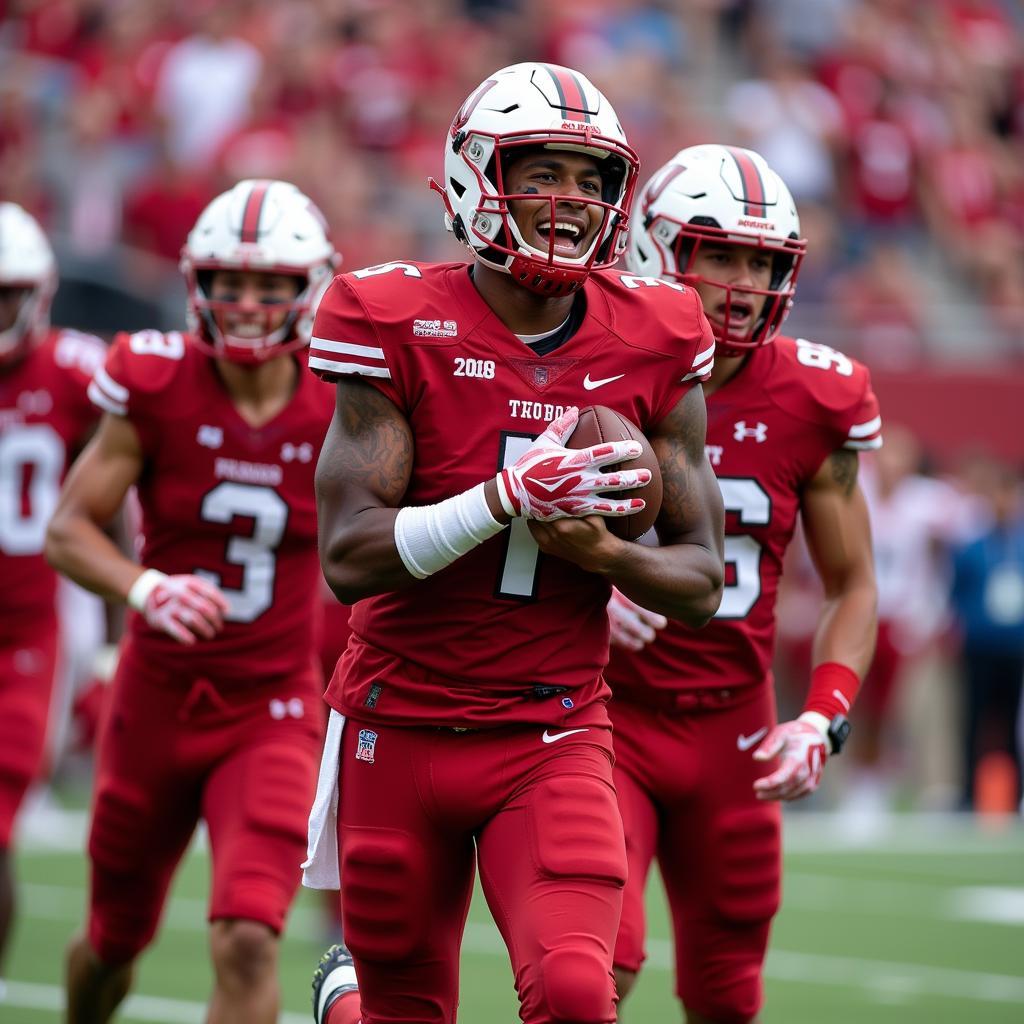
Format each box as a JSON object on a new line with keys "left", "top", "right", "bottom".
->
{"left": 431, "top": 62, "right": 639, "bottom": 296}
{"left": 0, "top": 202, "right": 57, "bottom": 365}
{"left": 627, "top": 145, "right": 806, "bottom": 355}
{"left": 180, "top": 179, "right": 339, "bottom": 364}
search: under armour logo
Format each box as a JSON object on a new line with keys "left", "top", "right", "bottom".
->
{"left": 197, "top": 425, "right": 223, "bottom": 449}
{"left": 705, "top": 444, "right": 724, "bottom": 466}
{"left": 734, "top": 421, "right": 767, "bottom": 443}
{"left": 281, "top": 442, "right": 313, "bottom": 463}
{"left": 17, "top": 389, "right": 53, "bottom": 415}
{"left": 269, "top": 697, "right": 305, "bottom": 720}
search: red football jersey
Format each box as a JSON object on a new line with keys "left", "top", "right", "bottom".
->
{"left": 607, "top": 335, "right": 882, "bottom": 701}
{"left": 309, "top": 261, "right": 715, "bottom": 726}
{"left": 0, "top": 329, "right": 104, "bottom": 631}
{"left": 88, "top": 330, "right": 334, "bottom": 683}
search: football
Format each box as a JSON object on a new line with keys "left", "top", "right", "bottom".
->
{"left": 566, "top": 405, "right": 662, "bottom": 541}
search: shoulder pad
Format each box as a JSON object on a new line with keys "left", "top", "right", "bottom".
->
{"left": 593, "top": 270, "right": 708, "bottom": 358}
{"left": 52, "top": 328, "right": 106, "bottom": 378}
{"left": 88, "top": 330, "right": 190, "bottom": 416}
{"left": 771, "top": 336, "right": 882, "bottom": 450}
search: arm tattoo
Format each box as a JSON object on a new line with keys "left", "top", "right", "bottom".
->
{"left": 654, "top": 387, "right": 709, "bottom": 537}
{"left": 320, "top": 381, "right": 412, "bottom": 505}
{"left": 828, "top": 449, "right": 859, "bottom": 497}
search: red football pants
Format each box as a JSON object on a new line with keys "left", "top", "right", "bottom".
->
{"left": 0, "top": 614, "right": 59, "bottom": 848}
{"left": 336, "top": 717, "right": 626, "bottom": 1024}
{"left": 86, "top": 645, "right": 322, "bottom": 965}
{"left": 610, "top": 688, "right": 782, "bottom": 1024}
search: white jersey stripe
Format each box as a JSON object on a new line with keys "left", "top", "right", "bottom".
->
{"left": 682, "top": 361, "right": 714, "bottom": 382}
{"left": 310, "top": 337, "right": 386, "bottom": 361}
{"left": 87, "top": 380, "right": 127, "bottom": 416}
{"left": 309, "top": 356, "right": 391, "bottom": 379}
{"left": 94, "top": 367, "right": 129, "bottom": 403}
{"left": 848, "top": 415, "right": 882, "bottom": 439}
{"left": 691, "top": 342, "right": 715, "bottom": 369}
{"left": 844, "top": 437, "right": 883, "bottom": 451}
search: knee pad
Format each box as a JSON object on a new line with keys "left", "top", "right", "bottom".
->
{"left": 340, "top": 826, "right": 430, "bottom": 961}
{"left": 709, "top": 805, "right": 781, "bottom": 924}
{"left": 88, "top": 782, "right": 151, "bottom": 874}
{"left": 529, "top": 777, "right": 627, "bottom": 886}
{"left": 538, "top": 947, "right": 615, "bottom": 1023}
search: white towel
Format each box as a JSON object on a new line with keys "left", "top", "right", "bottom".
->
{"left": 302, "top": 709, "right": 345, "bottom": 890}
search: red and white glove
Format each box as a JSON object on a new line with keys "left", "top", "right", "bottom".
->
{"left": 127, "top": 569, "right": 231, "bottom": 646}
{"left": 608, "top": 588, "right": 667, "bottom": 651}
{"left": 496, "top": 406, "right": 650, "bottom": 522}
{"left": 752, "top": 715, "right": 829, "bottom": 801}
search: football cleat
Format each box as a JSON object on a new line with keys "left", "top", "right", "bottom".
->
{"left": 312, "top": 942, "right": 358, "bottom": 1023}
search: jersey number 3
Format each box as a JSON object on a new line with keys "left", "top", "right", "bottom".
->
{"left": 197, "top": 482, "right": 289, "bottom": 622}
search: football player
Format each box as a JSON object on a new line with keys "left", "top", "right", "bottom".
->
{"left": 0, "top": 203, "right": 105, "bottom": 995}
{"left": 607, "top": 145, "right": 881, "bottom": 1022}
{"left": 45, "top": 180, "right": 339, "bottom": 1024}
{"left": 304, "top": 63, "right": 724, "bottom": 1024}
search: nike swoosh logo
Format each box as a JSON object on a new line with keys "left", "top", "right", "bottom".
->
{"left": 542, "top": 728, "right": 590, "bottom": 744}
{"left": 737, "top": 726, "right": 769, "bottom": 751}
{"left": 527, "top": 476, "right": 569, "bottom": 494}
{"left": 583, "top": 373, "right": 625, "bottom": 391}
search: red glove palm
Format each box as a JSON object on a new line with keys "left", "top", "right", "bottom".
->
{"left": 130, "top": 570, "right": 231, "bottom": 646}
{"left": 607, "top": 588, "right": 667, "bottom": 651}
{"left": 752, "top": 719, "right": 828, "bottom": 801}
{"left": 497, "top": 407, "right": 650, "bottom": 522}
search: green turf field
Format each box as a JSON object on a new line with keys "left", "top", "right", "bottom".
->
{"left": 5, "top": 807, "right": 1023, "bottom": 1022}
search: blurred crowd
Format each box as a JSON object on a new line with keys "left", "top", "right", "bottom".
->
{"left": 3, "top": 0, "right": 1024, "bottom": 362}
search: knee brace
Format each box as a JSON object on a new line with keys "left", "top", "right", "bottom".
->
{"left": 538, "top": 947, "right": 616, "bottom": 1023}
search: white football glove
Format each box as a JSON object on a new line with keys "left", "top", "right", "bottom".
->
{"left": 496, "top": 406, "right": 650, "bottom": 522}
{"left": 607, "top": 588, "right": 667, "bottom": 651}
{"left": 127, "top": 569, "right": 231, "bottom": 646}
{"left": 752, "top": 717, "right": 828, "bottom": 801}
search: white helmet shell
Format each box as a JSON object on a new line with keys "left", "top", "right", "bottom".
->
{"left": 434, "top": 63, "right": 640, "bottom": 296}
{"left": 627, "top": 144, "right": 806, "bottom": 353}
{"left": 0, "top": 202, "right": 57, "bottom": 363}
{"left": 180, "top": 179, "right": 339, "bottom": 363}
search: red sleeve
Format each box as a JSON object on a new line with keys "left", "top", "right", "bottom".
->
{"left": 308, "top": 275, "right": 404, "bottom": 410}
{"left": 840, "top": 374, "right": 882, "bottom": 452}
{"left": 646, "top": 285, "right": 716, "bottom": 428}
{"left": 775, "top": 338, "right": 883, "bottom": 453}
{"left": 52, "top": 329, "right": 106, "bottom": 434}
{"left": 87, "top": 330, "right": 187, "bottom": 451}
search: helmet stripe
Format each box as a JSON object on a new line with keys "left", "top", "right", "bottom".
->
{"left": 725, "top": 147, "right": 767, "bottom": 217}
{"left": 240, "top": 181, "right": 272, "bottom": 243}
{"left": 544, "top": 65, "right": 592, "bottom": 123}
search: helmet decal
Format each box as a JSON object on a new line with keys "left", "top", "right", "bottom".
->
{"left": 536, "top": 64, "right": 595, "bottom": 122}
{"left": 724, "top": 146, "right": 768, "bottom": 217}
{"left": 239, "top": 180, "right": 272, "bottom": 243}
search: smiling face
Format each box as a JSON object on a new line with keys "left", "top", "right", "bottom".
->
{"left": 500, "top": 148, "right": 606, "bottom": 261}
{"left": 687, "top": 241, "right": 772, "bottom": 341}
{"left": 206, "top": 269, "right": 303, "bottom": 340}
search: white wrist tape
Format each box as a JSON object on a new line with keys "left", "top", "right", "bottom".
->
{"left": 126, "top": 568, "right": 167, "bottom": 611}
{"left": 798, "top": 710, "right": 832, "bottom": 746}
{"left": 394, "top": 482, "right": 506, "bottom": 579}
